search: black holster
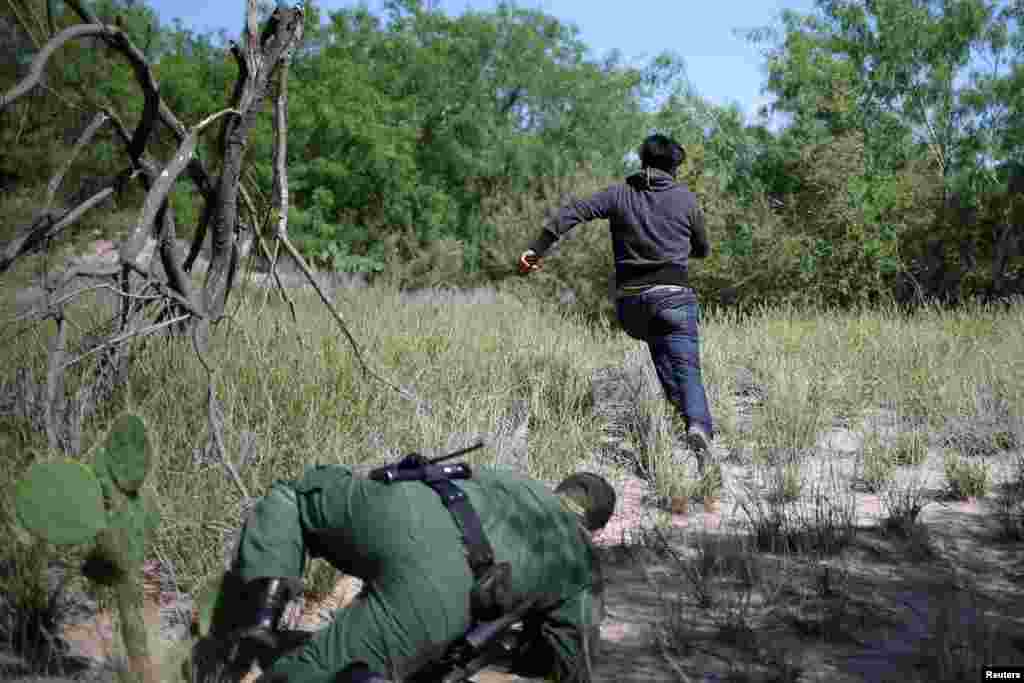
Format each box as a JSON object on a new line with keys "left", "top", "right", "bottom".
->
{"left": 470, "top": 561, "right": 515, "bottom": 622}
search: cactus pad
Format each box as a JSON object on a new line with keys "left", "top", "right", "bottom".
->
{"left": 104, "top": 413, "right": 151, "bottom": 494}
{"left": 194, "top": 573, "right": 225, "bottom": 638}
{"left": 108, "top": 497, "right": 151, "bottom": 568}
{"left": 140, "top": 490, "right": 162, "bottom": 536}
{"left": 93, "top": 447, "right": 115, "bottom": 502}
{"left": 14, "top": 460, "right": 106, "bottom": 545}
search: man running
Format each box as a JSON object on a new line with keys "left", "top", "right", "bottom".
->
{"left": 519, "top": 133, "right": 715, "bottom": 466}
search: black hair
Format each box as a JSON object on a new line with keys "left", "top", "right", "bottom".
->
{"left": 639, "top": 134, "right": 686, "bottom": 174}
{"left": 555, "top": 472, "right": 617, "bottom": 532}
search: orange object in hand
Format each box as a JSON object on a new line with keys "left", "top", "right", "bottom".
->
{"left": 518, "top": 250, "right": 540, "bottom": 275}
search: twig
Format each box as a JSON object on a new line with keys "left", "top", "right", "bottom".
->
{"left": 7, "top": 282, "right": 160, "bottom": 327}
{"left": 60, "top": 314, "right": 192, "bottom": 371}
{"left": 44, "top": 310, "right": 68, "bottom": 452}
{"left": 43, "top": 111, "right": 111, "bottom": 216}
{"left": 4, "top": 0, "right": 43, "bottom": 50}
{"left": 188, "top": 318, "right": 251, "bottom": 507}
{"left": 239, "top": 182, "right": 301, "bottom": 326}
{"left": 1, "top": 183, "right": 120, "bottom": 274}
{"left": 207, "top": 383, "right": 250, "bottom": 504}
{"left": 276, "top": 234, "right": 424, "bottom": 404}
{"left": 263, "top": 53, "right": 306, "bottom": 340}
{"left": 254, "top": 18, "right": 421, "bottom": 407}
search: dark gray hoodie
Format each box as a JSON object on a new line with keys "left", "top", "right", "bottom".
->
{"left": 529, "top": 168, "right": 709, "bottom": 294}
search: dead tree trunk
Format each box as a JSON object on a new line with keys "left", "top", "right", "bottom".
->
{"left": 0, "top": 2, "right": 305, "bottom": 451}
{"left": 1, "top": 1, "right": 304, "bottom": 324}
{"left": 2, "top": 0, "right": 425, "bottom": 467}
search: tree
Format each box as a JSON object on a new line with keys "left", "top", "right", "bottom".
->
{"left": 1, "top": 0, "right": 310, "bottom": 460}
{"left": 746, "top": 0, "right": 1024, "bottom": 302}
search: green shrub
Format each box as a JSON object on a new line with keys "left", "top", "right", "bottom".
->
{"left": 697, "top": 462, "right": 724, "bottom": 501}
{"left": 761, "top": 457, "right": 803, "bottom": 504}
{"left": 943, "top": 453, "right": 990, "bottom": 500}
{"left": 737, "top": 468, "right": 856, "bottom": 556}
{"left": 995, "top": 455, "right": 1024, "bottom": 541}
{"left": 881, "top": 473, "right": 932, "bottom": 535}
{"left": 858, "top": 445, "right": 897, "bottom": 493}
{"left": 893, "top": 430, "right": 929, "bottom": 466}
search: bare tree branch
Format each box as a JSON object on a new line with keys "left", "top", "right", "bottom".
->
{"left": 275, "top": 235, "right": 423, "bottom": 405}
{"left": 183, "top": 199, "right": 215, "bottom": 273}
{"left": 258, "top": 20, "right": 426, "bottom": 408}
{"left": 61, "top": 0, "right": 218, "bottom": 202}
{"left": 101, "top": 110, "right": 203, "bottom": 314}
{"left": 10, "top": 282, "right": 161, "bottom": 327}
{"left": 0, "top": 180, "right": 127, "bottom": 274}
{"left": 202, "top": 6, "right": 305, "bottom": 323}
{"left": 209, "top": 385, "right": 250, "bottom": 503}
{"left": 0, "top": 110, "right": 120, "bottom": 274}
{"left": 120, "top": 107, "right": 239, "bottom": 268}
{"left": 43, "top": 111, "right": 110, "bottom": 216}
{"left": 263, "top": 43, "right": 302, "bottom": 325}
{"left": 1, "top": 25, "right": 137, "bottom": 116}
{"left": 4, "top": 0, "right": 44, "bottom": 50}
{"left": 189, "top": 318, "right": 252, "bottom": 506}
{"left": 61, "top": 314, "right": 191, "bottom": 371}
{"left": 271, "top": 42, "right": 290, "bottom": 250}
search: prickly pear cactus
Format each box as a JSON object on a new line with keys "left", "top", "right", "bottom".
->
{"left": 13, "top": 412, "right": 161, "bottom": 683}
{"left": 14, "top": 460, "right": 107, "bottom": 545}
{"left": 104, "top": 414, "right": 152, "bottom": 494}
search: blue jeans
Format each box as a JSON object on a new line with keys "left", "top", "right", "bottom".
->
{"left": 616, "top": 287, "right": 714, "bottom": 438}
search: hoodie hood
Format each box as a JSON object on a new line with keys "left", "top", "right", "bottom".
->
{"left": 626, "top": 167, "right": 677, "bottom": 192}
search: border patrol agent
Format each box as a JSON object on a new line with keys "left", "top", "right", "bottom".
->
{"left": 205, "top": 462, "right": 616, "bottom": 683}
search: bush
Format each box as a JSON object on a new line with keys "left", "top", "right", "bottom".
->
{"left": 0, "top": 545, "right": 79, "bottom": 678}
{"left": 893, "top": 429, "right": 929, "bottom": 466}
{"left": 697, "top": 462, "right": 724, "bottom": 501}
{"left": 881, "top": 472, "right": 932, "bottom": 535}
{"left": 995, "top": 455, "right": 1024, "bottom": 541}
{"left": 737, "top": 468, "right": 856, "bottom": 556}
{"left": 943, "top": 453, "right": 990, "bottom": 500}
{"left": 763, "top": 458, "right": 803, "bottom": 504}
{"left": 857, "top": 444, "right": 897, "bottom": 493}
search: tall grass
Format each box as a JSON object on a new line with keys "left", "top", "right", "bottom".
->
{"left": 9, "top": 288, "right": 1020, "bottom": 589}
{"left": 2, "top": 207, "right": 1023, "bottom": 680}
{"left": 1, "top": 281, "right": 633, "bottom": 592}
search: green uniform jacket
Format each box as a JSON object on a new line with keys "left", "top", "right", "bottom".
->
{"left": 231, "top": 464, "right": 603, "bottom": 682}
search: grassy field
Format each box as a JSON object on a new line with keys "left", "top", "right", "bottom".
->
{"left": 2, "top": 212, "right": 1023, "bottom": 680}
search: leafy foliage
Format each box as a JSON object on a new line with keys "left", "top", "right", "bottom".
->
{"left": 3, "top": 0, "right": 1024, "bottom": 312}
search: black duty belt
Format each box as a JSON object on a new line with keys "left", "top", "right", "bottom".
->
{"left": 368, "top": 447, "right": 495, "bottom": 581}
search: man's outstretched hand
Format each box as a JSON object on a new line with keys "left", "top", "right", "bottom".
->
{"left": 517, "top": 250, "right": 541, "bottom": 275}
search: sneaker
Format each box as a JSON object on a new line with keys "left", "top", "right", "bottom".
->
{"left": 685, "top": 424, "right": 712, "bottom": 455}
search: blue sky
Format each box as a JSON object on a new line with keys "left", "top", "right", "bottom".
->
{"left": 146, "top": 0, "right": 819, "bottom": 124}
